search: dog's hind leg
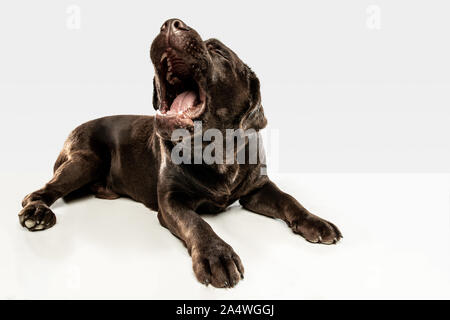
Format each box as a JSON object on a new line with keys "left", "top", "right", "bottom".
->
{"left": 19, "top": 150, "right": 102, "bottom": 231}
{"left": 90, "top": 182, "right": 120, "bottom": 200}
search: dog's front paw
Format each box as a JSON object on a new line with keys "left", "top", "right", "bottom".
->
{"left": 191, "top": 239, "right": 244, "bottom": 288}
{"left": 19, "top": 201, "right": 56, "bottom": 231}
{"left": 290, "top": 214, "right": 342, "bottom": 245}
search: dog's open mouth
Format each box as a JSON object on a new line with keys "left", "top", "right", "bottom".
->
{"left": 156, "top": 49, "right": 206, "bottom": 126}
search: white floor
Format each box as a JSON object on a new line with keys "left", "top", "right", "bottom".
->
{"left": 1, "top": 172, "right": 449, "bottom": 299}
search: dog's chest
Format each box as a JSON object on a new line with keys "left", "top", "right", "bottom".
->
{"left": 195, "top": 165, "right": 244, "bottom": 207}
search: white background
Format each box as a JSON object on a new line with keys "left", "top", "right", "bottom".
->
{"left": 0, "top": 0, "right": 449, "bottom": 299}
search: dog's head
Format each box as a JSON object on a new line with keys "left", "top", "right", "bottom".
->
{"left": 150, "top": 19, "right": 267, "bottom": 140}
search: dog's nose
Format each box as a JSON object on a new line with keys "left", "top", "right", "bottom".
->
{"left": 160, "top": 19, "right": 190, "bottom": 33}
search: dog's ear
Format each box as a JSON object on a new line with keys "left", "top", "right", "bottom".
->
{"left": 152, "top": 77, "right": 160, "bottom": 111}
{"left": 240, "top": 72, "right": 267, "bottom": 131}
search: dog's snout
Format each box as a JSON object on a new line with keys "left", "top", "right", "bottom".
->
{"left": 160, "top": 18, "right": 190, "bottom": 33}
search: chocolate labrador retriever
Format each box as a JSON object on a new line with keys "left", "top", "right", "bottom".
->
{"left": 19, "top": 19, "right": 342, "bottom": 288}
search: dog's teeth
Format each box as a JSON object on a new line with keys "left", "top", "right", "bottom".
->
{"left": 178, "top": 111, "right": 183, "bottom": 115}
{"left": 160, "top": 52, "right": 167, "bottom": 62}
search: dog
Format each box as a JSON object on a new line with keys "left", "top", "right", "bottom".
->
{"left": 19, "top": 19, "right": 342, "bottom": 288}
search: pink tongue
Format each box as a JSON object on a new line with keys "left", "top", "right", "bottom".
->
{"left": 169, "top": 91, "right": 197, "bottom": 114}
